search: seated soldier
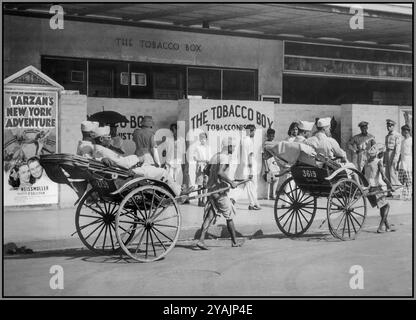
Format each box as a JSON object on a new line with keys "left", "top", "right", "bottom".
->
{"left": 91, "top": 126, "right": 187, "bottom": 196}
{"left": 305, "top": 117, "right": 347, "bottom": 163}
{"left": 77, "top": 120, "right": 99, "bottom": 158}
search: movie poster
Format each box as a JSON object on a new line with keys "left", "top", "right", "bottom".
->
{"left": 3, "top": 90, "right": 59, "bottom": 206}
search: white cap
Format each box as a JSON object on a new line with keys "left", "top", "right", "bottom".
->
{"left": 317, "top": 117, "right": 331, "bottom": 128}
{"left": 92, "top": 126, "right": 111, "bottom": 138}
{"left": 298, "top": 121, "right": 314, "bottom": 131}
{"left": 81, "top": 121, "right": 99, "bottom": 132}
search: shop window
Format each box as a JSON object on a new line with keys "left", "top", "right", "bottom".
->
{"left": 129, "top": 64, "right": 152, "bottom": 99}
{"left": 41, "top": 57, "right": 87, "bottom": 94}
{"left": 285, "top": 41, "right": 412, "bottom": 64}
{"left": 153, "top": 66, "right": 185, "bottom": 100}
{"left": 188, "top": 68, "right": 221, "bottom": 99}
{"left": 131, "top": 73, "right": 147, "bottom": 86}
{"left": 88, "top": 61, "right": 128, "bottom": 98}
{"left": 71, "top": 71, "right": 84, "bottom": 83}
{"left": 222, "top": 70, "right": 256, "bottom": 100}
{"left": 42, "top": 57, "right": 257, "bottom": 101}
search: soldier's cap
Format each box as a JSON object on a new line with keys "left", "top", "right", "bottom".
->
{"left": 401, "top": 124, "right": 411, "bottom": 131}
{"left": 317, "top": 117, "right": 331, "bottom": 128}
{"left": 358, "top": 121, "right": 368, "bottom": 127}
{"left": 91, "top": 125, "right": 111, "bottom": 138}
{"left": 81, "top": 120, "right": 99, "bottom": 132}
{"left": 386, "top": 119, "right": 396, "bottom": 125}
{"left": 298, "top": 120, "right": 314, "bottom": 131}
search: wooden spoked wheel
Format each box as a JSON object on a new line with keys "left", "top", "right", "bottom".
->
{"left": 274, "top": 177, "right": 317, "bottom": 237}
{"left": 115, "top": 186, "right": 181, "bottom": 262}
{"left": 75, "top": 189, "right": 136, "bottom": 253}
{"left": 327, "top": 179, "right": 367, "bottom": 241}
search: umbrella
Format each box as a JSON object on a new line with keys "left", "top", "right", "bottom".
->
{"left": 88, "top": 111, "right": 129, "bottom": 125}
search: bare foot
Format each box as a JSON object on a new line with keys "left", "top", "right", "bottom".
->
{"left": 232, "top": 239, "right": 245, "bottom": 247}
{"left": 196, "top": 241, "right": 209, "bottom": 250}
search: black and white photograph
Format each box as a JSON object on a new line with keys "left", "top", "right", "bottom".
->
{"left": 2, "top": 1, "right": 413, "bottom": 301}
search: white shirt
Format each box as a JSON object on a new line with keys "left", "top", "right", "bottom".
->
{"left": 305, "top": 132, "right": 346, "bottom": 159}
{"left": 235, "top": 136, "right": 256, "bottom": 179}
{"left": 399, "top": 137, "right": 412, "bottom": 171}
{"left": 193, "top": 143, "right": 211, "bottom": 162}
{"left": 165, "top": 136, "right": 186, "bottom": 168}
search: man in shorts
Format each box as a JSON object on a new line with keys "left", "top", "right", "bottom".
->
{"left": 196, "top": 137, "right": 244, "bottom": 250}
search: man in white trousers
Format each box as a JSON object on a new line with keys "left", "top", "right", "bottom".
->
{"left": 233, "top": 124, "right": 261, "bottom": 210}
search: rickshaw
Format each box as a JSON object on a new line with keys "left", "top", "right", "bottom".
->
{"left": 272, "top": 152, "right": 377, "bottom": 241}
{"left": 40, "top": 154, "right": 247, "bottom": 262}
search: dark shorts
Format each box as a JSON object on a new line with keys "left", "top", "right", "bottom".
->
{"left": 208, "top": 193, "right": 235, "bottom": 220}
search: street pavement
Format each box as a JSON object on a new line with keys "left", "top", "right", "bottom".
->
{"left": 4, "top": 198, "right": 413, "bottom": 251}
{"left": 4, "top": 208, "right": 413, "bottom": 297}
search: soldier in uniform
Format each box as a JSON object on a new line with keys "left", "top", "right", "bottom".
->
{"left": 384, "top": 119, "right": 402, "bottom": 197}
{"left": 305, "top": 117, "right": 347, "bottom": 161}
{"left": 347, "top": 121, "right": 375, "bottom": 172}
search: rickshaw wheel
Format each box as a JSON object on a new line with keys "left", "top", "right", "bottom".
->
{"left": 327, "top": 178, "right": 367, "bottom": 241}
{"left": 115, "top": 185, "right": 181, "bottom": 262}
{"left": 75, "top": 189, "right": 136, "bottom": 254}
{"left": 274, "top": 177, "right": 317, "bottom": 237}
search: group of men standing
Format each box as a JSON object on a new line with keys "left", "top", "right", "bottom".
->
{"left": 347, "top": 119, "right": 412, "bottom": 199}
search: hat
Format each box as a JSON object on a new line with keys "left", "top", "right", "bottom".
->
{"left": 298, "top": 121, "right": 314, "bottom": 131}
{"left": 92, "top": 126, "right": 111, "bottom": 138}
{"left": 401, "top": 124, "right": 411, "bottom": 131}
{"left": 358, "top": 121, "right": 368, "bottom": 127}
{"left": 317, "top": 117, "right": 331, "bottom": 128}
{"left": 386, "top": 119, "right": 396, "bottom": 125}
{"left": 368, "top": 143, "right": 386, "bottom": 157}
{"left": 81, "top": 121, "right": 99, "bottom": 132}
{"left": 141, "top": 116, "right": 154, "bottom": 128}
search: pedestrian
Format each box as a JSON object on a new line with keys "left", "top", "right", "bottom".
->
{"left": 383, "top": 119, "right": 402, "bottom": 197}
{"left": 165, "top": 124, "right": 185, "bottom": 182}
{"left": 286, "top": 122, "right": 299, "bottom": 142}
{"left": 192, "top": 132, "right": 211, "bottom": 206}
{"left": 196, "top": 137, "right": 244, "bottom": 250}
{"left": 364, "top": 144, "right": 394, "bottom": 233}
{"left": 234, "top": 124, "right": 261, "bottom": 210}
{"left": 262, "top": 128, "right": 280, "bottom": 199}
{"left": 132, "top": 115, "right": 161, "bottom": 166}
{"left": 295, "top": 121, "right": 314, "bottom": 143}
{"left": 347, "top": 121, "right": 375, "bottom": 172}
{"left": 397, "top": 124, "right": 412, "bottom": 200}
